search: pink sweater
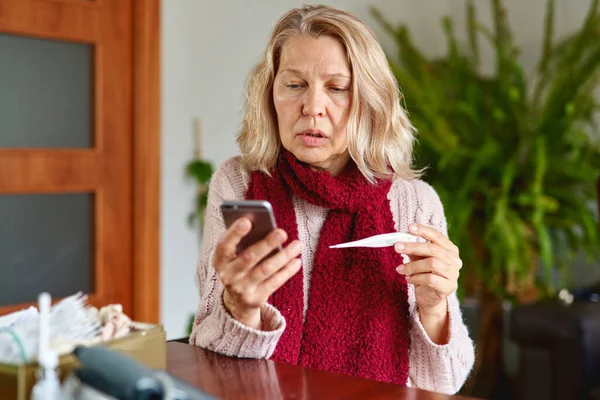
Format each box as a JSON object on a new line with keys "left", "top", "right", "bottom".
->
{"left": 190, "top": 156, "right": 475, "bottom": 395}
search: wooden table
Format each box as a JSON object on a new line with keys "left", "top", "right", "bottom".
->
{"left": 166, "top": 342, "right": 478, "bottom": 400}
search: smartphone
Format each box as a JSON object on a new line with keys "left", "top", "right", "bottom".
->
{"left": 220, "top": 200, "right": 281, "bottom": 257}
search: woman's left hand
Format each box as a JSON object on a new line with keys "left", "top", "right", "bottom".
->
{"left": 394, "top": 223, "right": 462, "bottom": 317}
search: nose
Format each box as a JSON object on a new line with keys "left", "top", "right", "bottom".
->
{"left": 302, "top": 88, "right": 326, "bottom": 118}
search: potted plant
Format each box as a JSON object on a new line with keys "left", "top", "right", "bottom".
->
{"left": 186, "top": 157, "right": 214, "bottom": 231}
{"left": 185, "top": 124, "right": 214, "bottom": 335}
{"left": 372, "top": 0, "right": 600, "bottom": 396}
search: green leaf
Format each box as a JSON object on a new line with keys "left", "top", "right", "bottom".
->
{"left": 186, "top": 160, "right": 214, "bottom": 184}
{"left": 538, "top": 0, "right": 555, "bottom": 74}
{"left": 185, "top": 158, "right": 215, "bottom": 232}
{"left": 467, "top": 0, "right": 480, "bottom": 66}
{"left": 535, "top": 223, "right": 556, "bottom": 292}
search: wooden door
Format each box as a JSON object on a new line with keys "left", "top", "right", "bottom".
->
{"left": 0, "top": 0, "right": 159, "bottom": 322}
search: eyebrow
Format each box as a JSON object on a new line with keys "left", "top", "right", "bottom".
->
{"left": 279, "top": 68, "right": 351, "bottom": 80}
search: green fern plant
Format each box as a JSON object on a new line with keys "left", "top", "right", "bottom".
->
{"left": 185, "top": 158, "right": 214, "bottom": 230}
{"left": 372, "top": 0, "right": 600, "bottom": 395}
{"left": 185, "top": 157, "right": 214, "bottom": 337}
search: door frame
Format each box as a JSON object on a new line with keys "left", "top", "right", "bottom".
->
{"left": 132, "top": 0, "right": 160, "bottom": 323}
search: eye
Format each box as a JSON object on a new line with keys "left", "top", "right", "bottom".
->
{"left": 329, "top": 86, "right": 348, "bottom": 93}
{"left": 285, "top": 83, "right": 303, "bottom": 89}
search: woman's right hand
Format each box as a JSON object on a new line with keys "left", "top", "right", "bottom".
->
{"left": 213, "top": 217, "right": 303, "bottom": 330}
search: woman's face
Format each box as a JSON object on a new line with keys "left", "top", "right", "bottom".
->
{"left": 273, "top": 36, "right": 352, "bottom": 176}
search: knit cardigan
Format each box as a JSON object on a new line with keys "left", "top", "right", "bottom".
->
{"left": 190, "top": 156, "right": 475, "bottom": 395}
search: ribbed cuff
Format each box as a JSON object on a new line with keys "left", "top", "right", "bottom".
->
{"left": 410, "top": 296, "right": 475, "bottom": 394}
{"left": 207, "top": 295, "right": 285, "bottom": 359}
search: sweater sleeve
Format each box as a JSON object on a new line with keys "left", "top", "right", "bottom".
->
{"left": 406, "top": 181, "right": 476, "bottom": 394}
{"left": 189, "top": 157, "right": 285, "bottom": 358}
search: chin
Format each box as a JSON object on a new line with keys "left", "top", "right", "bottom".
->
{"left": 290, "top": 148, "right": 328, "bottom": 165}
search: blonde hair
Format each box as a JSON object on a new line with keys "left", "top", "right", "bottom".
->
{"left": 237, "top": 5, "right": 420, "bottom": 182}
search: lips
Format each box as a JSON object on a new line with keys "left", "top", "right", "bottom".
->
{"left": 297, "top": 129, "right": 327, "bottom": 147}
{"left": 298, "top": 129, "right": 327, "bottom": 138}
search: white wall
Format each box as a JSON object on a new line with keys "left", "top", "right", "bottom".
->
{"left": 160, "top": 0, "right": 597, "bottom": 339}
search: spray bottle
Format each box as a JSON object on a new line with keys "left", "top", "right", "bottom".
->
{"left": 31, "top": 292, "right": 62, "bottom": 400}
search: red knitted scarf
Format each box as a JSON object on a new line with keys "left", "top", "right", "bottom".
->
{"left": 246, "top": 149, "right": 410, "bottom": 385}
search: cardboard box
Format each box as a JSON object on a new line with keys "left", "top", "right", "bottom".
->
{"left": 0, "top": 323, "right": 166, "bottom": 400}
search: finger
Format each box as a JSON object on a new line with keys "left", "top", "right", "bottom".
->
{"left": 395, "top": 241, "right": 458, "bottom": 263}
{"left": 230, "top": 228, "right": 288, "bottom": 275}
{"left": 247, "top": 240, "right": 303, "bottom": 285}
{"left": 213, "top": 217, "right": 253, "bottom": 269}
{"left": 406, "top": 272, "right": 457, "bottom": 294}
{"left": 258, "top": 257, "right": 302, "bottom": 297}
{"left": 408, "top": 224, "right": 457, "bottom": 253}
{"left": 397, "top": 257, "right": 458, "bottom": 281}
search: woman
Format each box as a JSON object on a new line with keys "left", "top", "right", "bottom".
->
{"left": 190, "top": 5, "right": 475, "bottom": 394}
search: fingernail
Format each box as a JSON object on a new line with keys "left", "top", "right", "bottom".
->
{"left": 409, "top": 224, "right": 418, "bottom": 232}
{"left": 395, "top": 243, "right": 405, "bottom": 252}
{"left": 396, "top": 265, "right": 405, "bottom": 273}
{"left": 276, "top": 230, "right": 287, "bottom": 242}
{"left": 238, "top": 219, "right": 250, "bottom": 231}
{"left": 292, "top": 241, "right": 303, "bottom": 252}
